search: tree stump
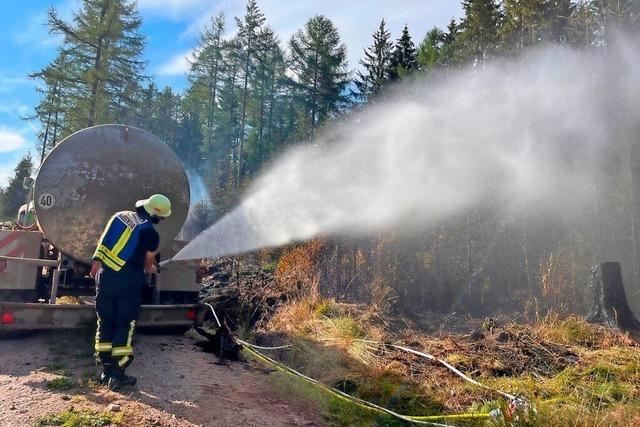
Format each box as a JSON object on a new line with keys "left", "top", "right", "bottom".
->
{"left": 587, "top": 262, "right": 640, "bottom": 334}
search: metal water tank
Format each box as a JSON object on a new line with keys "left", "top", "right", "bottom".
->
{"left": 33, "top": 124, "right": 190, "bottom": 263}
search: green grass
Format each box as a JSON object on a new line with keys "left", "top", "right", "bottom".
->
{"left": 485, "top": 347, "right": 640, "bottom": 426}
{"left": 314, "top": 299, "right": 340, "bottom": 318}
{"left": 533, "top": 315, "right": 596, "bottom": 345}
{"left": 46, "top": 377, "right": 74, "bottom": 391}
{"left": 45, "top": 359, "right": 67, "bottom": 375}
{"left": 80, "top": 371, "right": 101, "bottom": 390}
{"left": 322, "top": 316, "right": 366, "bottom": 340}
{"left": 35, "top": 409, "right": 122, "bottom": 427}
{"left": 261, "top": 261, "right": 277, "bottom": 272}
{"left": 255, "top": 352, "right": 402, "bottom": 427}
{"left": 336, "top": 372, "right": 444, "bottom": 416}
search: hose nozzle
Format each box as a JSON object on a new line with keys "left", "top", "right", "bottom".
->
{"left": 158, "top": 258, "right": 173, "bottom": 268}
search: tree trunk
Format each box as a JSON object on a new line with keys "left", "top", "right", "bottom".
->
{"left": 41, "top": 111, "right": 53, "bottom": 164}
{"left": 257, "top": 82, "right": 266, "bottom": 164}
{"left": 266, "top": 77, "right": 275, "bottom": 156}
{"left": 522, "top": 217, "right": 530, "bottom": 289}
{"left": 207, "top": 39, "right": 221, "bottom": 158}
{"left": 587, "top": 262, "right": 640, "bottom": 334}
{"left": 88, "top": 38, "right": 103, "bottom": 127}
{"left": 627, "top": 136, "right": 640, "bottom": 285}
{"left": 309, "top": 51, "right": 319, "bottom": 140}
{"left": 237, "top": 35, "right": 253, "bottom": 187}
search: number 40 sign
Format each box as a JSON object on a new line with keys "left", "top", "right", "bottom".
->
{"left": 38, "top": 193, "right": 56, "bottom": 209}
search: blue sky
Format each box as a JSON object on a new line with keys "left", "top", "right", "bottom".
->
{"left": 0, "top": 0, "right": 462, "bottom": 187}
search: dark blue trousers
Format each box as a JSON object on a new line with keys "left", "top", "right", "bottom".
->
{"left": 94, "top": 267, "right": 144, "bottom": 370}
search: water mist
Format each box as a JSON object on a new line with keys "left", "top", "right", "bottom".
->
{"left": 173, "top": 38, "right": 640, "bottom": 261}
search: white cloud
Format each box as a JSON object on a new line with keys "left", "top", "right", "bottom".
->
{"left": 0, "top": 129, "right": 27, "bottom": 153}
{"left": 156, "top": 49, "right": 194, "bottom": 76}
{"left": 0, "top": 101, "right": 32, "bottom": 119}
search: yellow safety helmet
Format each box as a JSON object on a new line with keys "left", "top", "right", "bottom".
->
{"left": 136, "top": 194, "right": 172, "bottom": 218}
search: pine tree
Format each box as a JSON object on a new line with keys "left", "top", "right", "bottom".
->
{"left": 235, "top": 0, "right": 265, "bottom": 186}
{"left": 29, "top": 53, "right": 71, "bottom": 163}
{"left": 144, "top": 86, "right": 181, "bottom": 149}
{"left": 417, "top": 27, "right": 446, "bottom": 71}
{"left": 445, "top": 18, "right": 460, "bottom": 46}
{"left": 458, "top": 0, "right": 502, "bottom": 64}
{"left": 441, "top": 18, "right": 460, "bottom": 66}
{"left": 43, "top": 0, "right": 146, "bottom": 130}
{"left": 150, "top": 86, "right": 182, "bottom": 147}
{"left": 567, "top": 1, "right": 598, "bottom": 47}
{"left": 289, "top": 15, "right": 350, "bottom": 139}
{"left": 389, "top": 25, "right": 418, "bottom": 80}
{"left": 500, "top": 0, "right": 547, "bottom": 51}
{"left": 1, "top": 155, "right": 33, "bottom": 219}
{"left": 189, "top": 13, "right": 226, "bottom": 159}
{"left": 246, "top": 26, "right": 286, "bottom": 171}
{"left": 499, "top": 0, "right": 573, "bottom": 51}
{"left": 0, "top": 188, "right": 5, "bottom": 220}
{"left": 261, "top": 31, "right": 288, "bottom": 160}
{"left": 216, "top": 37, "right": 243, "bottom": 191}
{"left": 593, "top": 0, "right": 640, "bottom": 41}
{"left": 176, "top": 92, "right": 204, "bottom": 166}
{"left": 546, "top": 0, "right": 574, "bottom": 43}
{"left": 354, "top": 19, "right": 393, "bottom": 102}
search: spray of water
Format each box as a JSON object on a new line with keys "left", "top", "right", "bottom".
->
{"left": 173, "top": 38, "right": 640, "bottom": 261}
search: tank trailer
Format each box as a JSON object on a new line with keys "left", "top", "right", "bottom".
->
{"left": 0, "top": 125, "right": 205, "bottom": 331}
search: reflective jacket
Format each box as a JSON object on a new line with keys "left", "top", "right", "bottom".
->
{"left": 92, "top": 211, "right": 154, "bottom": 272}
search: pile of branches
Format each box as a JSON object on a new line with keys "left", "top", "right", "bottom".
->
{"left": 198, "top": 255, "right": 295, "bottom": 331}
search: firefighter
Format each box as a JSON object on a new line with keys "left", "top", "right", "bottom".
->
{"left": 89, "top": 194, "right": 171, "bottom": 390}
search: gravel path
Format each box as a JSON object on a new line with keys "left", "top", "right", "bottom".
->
{"left": 0, "top": 331, "right": 320, "bottom": 426}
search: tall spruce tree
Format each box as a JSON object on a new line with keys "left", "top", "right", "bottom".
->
{"left": 389, "top": 25, "right": 418, "bottom": 80}
{"left": 458, "top": 0, "right": 502, "bottom": 64}
{"left": 546, "top": 0, "right": 574, "bottom": 43}
{"left": 417, "top": 27, "right": 446, "bottom": 70}
{"left": 1, "top": 154, "right": 33, "bottom": 219}
{"left": 500, "top": 0, "right": 548, "bottom": 51}
{"left": 440, "top": 18, "right": 461, "bottom": 66}
{"left": 567, "top": 1, "right": 598, "bottom": 47}
{"left": 29, "top": 53, "right": 72, "bottom": 163}
{"left": 354, "top": 19, "right": 393, "bottom": 102}
{"left": 593, "top": 0, "right": 640, "bottom": 41}
{"left": 42, "top": 0, "right": 146, "bottom": 130}
{"left": 235, "top": 0, "right": 265, "bottom": 186}
{"left": 189, "top": 13, "right": 226, "bottom": 158}
{"left": 216, "top": 37, "right": 243, "bottom": 190}
{"left": 289, "top": 15, "right": 349, "bottom": 139}
{"left": 499, "top": 0, "right": 574, "bottom": 51}
{"left": 176, "top": 91, "right": 204, "bottom": 166}
{"left": 245, "top": 26, "right": 286, "bottom": 170}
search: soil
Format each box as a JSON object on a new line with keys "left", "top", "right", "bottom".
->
{"left": 0, "top": 331, "right": 321, "bottom": 427}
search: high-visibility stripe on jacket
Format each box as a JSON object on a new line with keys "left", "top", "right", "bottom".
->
{"left": 92, "top": 211, "right": 153, "bottom": 272}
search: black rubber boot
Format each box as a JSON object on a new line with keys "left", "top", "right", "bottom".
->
{"left": 99, "top": 362, "right": 112, "bottom": 385}
{"left": 107, "top": 364, "right": 137, "bottom": 391}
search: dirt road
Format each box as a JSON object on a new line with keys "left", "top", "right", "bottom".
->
{"left": 0, "top": 331, "right": 320, "bottom": 426}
